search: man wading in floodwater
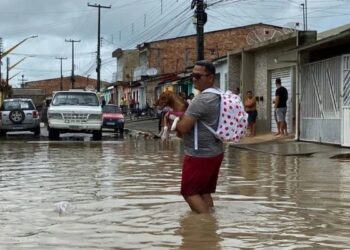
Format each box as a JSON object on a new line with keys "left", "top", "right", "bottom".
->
{"left": 175, "top": 60, "right": 224, "bottom": 214}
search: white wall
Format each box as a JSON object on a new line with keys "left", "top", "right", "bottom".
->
{"left": 215, "top": 60, "right": 229, "bottom": 91}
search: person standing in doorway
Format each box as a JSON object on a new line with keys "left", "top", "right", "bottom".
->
{"left": 274, "top": 78, "right": 288, "bottom": 136}
{"left": 233, "top": 87, "right": 241, "bottom": 99}
{"left": 244, "top": 90, "right": 257, "bottom": 137}
{"left": 175, "top": 60, "right": 224, "bottom": 214}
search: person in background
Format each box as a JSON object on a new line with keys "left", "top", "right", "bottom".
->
{"left": 244, "top": 90, "right": 258, "bottom": 137}
{"left": 40, "top": 98, "right": 51, "bottom": 126}
{"left": 187, "top": 93, "right": 195, "bottom": 104}
{"left": 233, "top": 87, "right": 242, "bottom": 99}
{"left": 175, "top": 60, "right": 224, "bottom": 214}
{"left": 274, "top": 78, "right": 288, "bottom": 137}
{"left": 120, "top": 97, "right": 127, "bottom": 115}
{"left": 179, "top": 92, "right": 187, "bottom": 101}
{"left": 129, "top": 98, "right": 136, "bottom": 110}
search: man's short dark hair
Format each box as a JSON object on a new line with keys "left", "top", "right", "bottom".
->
{"left": 195, "top": 60, "right": 215, "bottom": 75}
{"left": 275, "top": 78, "right": 281, "bottom": 84}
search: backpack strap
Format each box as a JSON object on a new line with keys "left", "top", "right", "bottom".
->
{"left": 202, "top": 87, "right": 223, "bottom": 95}
{"left": 194, "top": 122, "right": 198, "bottom": 150}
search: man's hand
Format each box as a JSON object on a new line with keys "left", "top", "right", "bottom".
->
{"left": 176, "top": 115, "right": 196, "bottom": 135}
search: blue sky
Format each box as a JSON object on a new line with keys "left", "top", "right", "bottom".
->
{"left": 0, "top": 0, "right": 349, "bottom": 87}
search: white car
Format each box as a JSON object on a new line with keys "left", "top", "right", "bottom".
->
{"left": 47, "top": 90, "right": 102, "bottom": 140}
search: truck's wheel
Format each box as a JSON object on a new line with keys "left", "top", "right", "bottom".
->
{"left": 48, "top": 128, "right": 60, "bottom": 140}
{"left": 92, "top": 130, "right": 102, "bottom": 140}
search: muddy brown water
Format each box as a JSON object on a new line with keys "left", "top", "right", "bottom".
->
{"left": 0, "top": 137, "right": 349, "bottom": 249}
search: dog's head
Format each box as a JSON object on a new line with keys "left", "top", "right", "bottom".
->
{"left": 156, "top": 91, "right": 173, "bottom": 108}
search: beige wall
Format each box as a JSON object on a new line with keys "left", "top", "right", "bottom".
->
{"left": 229, "top": 38, "right": 298, "bottom": 134}
{"left": 228, "top": 54, "right": 241, "bottom": 91}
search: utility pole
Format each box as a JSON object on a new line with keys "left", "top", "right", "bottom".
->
{"left": 305, "top": 0, "right": 308, "bottom": 31}
{"left": 56, "top": 57, "right": 67, "bottom": 90}
{"left": 0, "top": 38, "right": 3, "bottom": 84}
{"left": 0, "top": 35, "right": 38, "bottom": 85}
{"left": 191, "top": 0, "right": 207, "bottom": 61}
{"left": 65, "top": 39, "right": 80, "bottom": 89}
{"left": 301, "top": 4, "right": 306, "bottom": 31}
{"left": 6, "top": 57, "right": 27, "bottom": 86}
{"left": 6, "top": 57, "right": 9, "bottom": 86}
{"left": 88, "top": 3, "right": 111, "bottom": 92}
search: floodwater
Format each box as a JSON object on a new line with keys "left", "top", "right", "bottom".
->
{"left": 0, "top": 137, "right": 349, "bottom": 249}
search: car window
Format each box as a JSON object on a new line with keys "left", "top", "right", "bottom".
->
{"left": 1, "top": 100, "right": 34, "bottom": 111}
{"left": 103, "top": 105, "right": 122, "bottom": 113}
{"left": 52, "top": 92, "right": 99, "bottom": 106}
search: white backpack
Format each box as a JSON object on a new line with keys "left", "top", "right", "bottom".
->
{"left": 198, "top": 88, "right": 248, "bottom": 143}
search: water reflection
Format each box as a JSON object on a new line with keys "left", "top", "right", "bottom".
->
{"left": 0, "top": 138, "right": 349, "bottom": 249}
{"left": 178, "top": 212, "right": 221, "bottom": 250}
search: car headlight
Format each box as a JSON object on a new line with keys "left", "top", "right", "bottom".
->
{"left": 89, "top": 114, "right": 102, "bottom": 120}
{"left": 48, "top": 113, "right": 62, "bottom": 119}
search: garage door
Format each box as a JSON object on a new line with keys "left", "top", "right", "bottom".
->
{"left": 270, "top": 67, "right": 293, "bottom": 133}
{"left": 343, "top": 55, "right": 350, "bottom": 146}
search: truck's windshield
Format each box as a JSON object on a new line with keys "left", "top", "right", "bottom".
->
{"left": 52, "top": 92, "right": 99, "bottom": 106}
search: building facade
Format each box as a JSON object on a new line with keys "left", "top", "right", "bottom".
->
{"left": 228, "top": 31, "right": 316, "bottom": 135}
{"left": 112, "top": 23, "right": 284, "bottom": 108}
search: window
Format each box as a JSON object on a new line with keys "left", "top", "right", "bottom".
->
{"left": 52, "top": 92, "right": 99, "bottom": 106}
{"left": 2, "top": 100, "right": 34, "bottom": 111}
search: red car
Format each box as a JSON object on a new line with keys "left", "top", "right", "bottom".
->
{"left": 102, "top": 104, "right": 125, "bottom": 134}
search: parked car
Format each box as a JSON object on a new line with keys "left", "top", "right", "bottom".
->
{"left": 47, "top": 90, "right": 102, "bottom": 140}
{"left": 0, "top": 98, "right": 41, "bottom": 136}
{"left": 102, "top": 104, "right": 125, "bottom": 134}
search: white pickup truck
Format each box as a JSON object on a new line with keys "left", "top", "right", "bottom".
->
{"left": 47, "top": 90, "right": 102, "bottom": 140}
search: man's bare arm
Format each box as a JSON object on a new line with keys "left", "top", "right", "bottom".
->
{"left": 274, "top": 96, "right": 280, "bottom": 109}
{"left": 176, "top": 115, "right": 196, "bottom": 136}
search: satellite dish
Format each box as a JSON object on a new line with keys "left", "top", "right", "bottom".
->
{"left": 282, "top": 22, "right": 300, "bottom": 35}
{"left": 146, "top": 68, "right": 158, "bottom": 76}
{"left": 246, "top": 28, "right": 283, "bottom": 46}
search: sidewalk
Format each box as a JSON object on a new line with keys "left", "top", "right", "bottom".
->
{"left": 235, "top": 133, "right": 295, "bottom": 145}
{"left": 230, "top": 133, "right": 350, "bottom": 158}
{"left": 125, "top": 119, "right": 350, "bottom": 158}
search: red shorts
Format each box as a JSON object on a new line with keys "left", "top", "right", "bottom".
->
{"left": 181, "top": 153, "right": 224, "bottom": 196}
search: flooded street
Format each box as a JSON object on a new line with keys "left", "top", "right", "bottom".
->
{"left": 0, "top": 137, "right": 349, "bottom": 249}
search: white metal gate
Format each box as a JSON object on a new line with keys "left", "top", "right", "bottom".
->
{"left": 342, "top": 55, "right": 350, "bottom": 147}
{"left": 300, "top": 56, "right": 342, "bottom": 144}
{"left": 270, "top": 67, "right": 293, "bottom": 133}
